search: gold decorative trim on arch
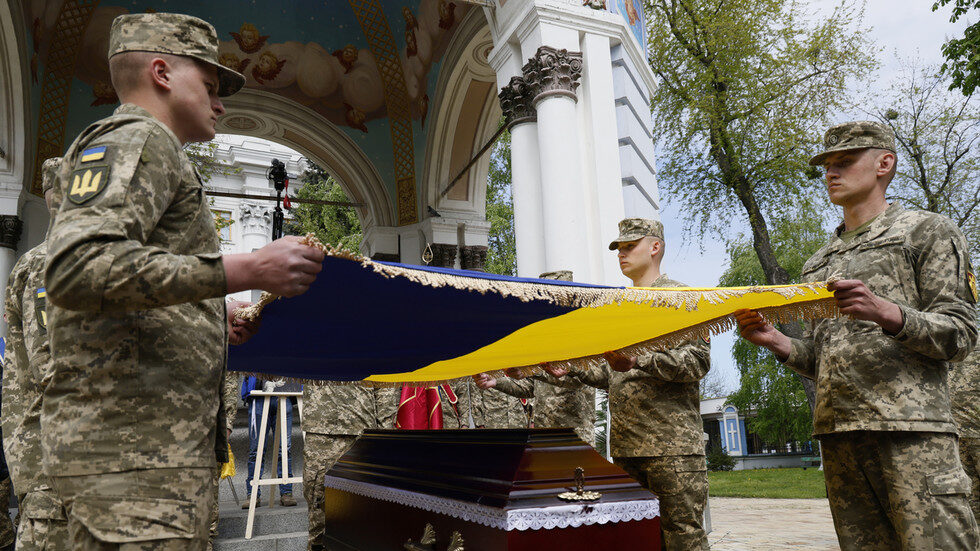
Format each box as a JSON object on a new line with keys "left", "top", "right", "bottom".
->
{"left": 349, "top": 0, "right": 418, "bottom": 225}
{"left": 32, "top": 0, "right": 100, "bottom": 195}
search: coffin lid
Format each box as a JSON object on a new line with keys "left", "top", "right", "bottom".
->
{"left": 325, "top": 428, "right": 655, "bottom": 510}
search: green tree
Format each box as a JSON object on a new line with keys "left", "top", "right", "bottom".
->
{"left": 484, "top": 126, "right": 517, "bottom": 276}
{"left": 645, "top": 0, "right": 874, "bottom": 286}
{"left": 720, "top": 213, "right": 827, "bottom": 448}
{"left": 870, "top": 61, "right": 980, "bottom": 259}
{"left": 933, "top": 0, "right": 980, "bottom": 95}
{"left": 284, "top": 161, "right": 362, "bottom": 251}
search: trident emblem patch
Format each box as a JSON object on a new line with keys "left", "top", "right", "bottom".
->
{"left": 68, "top": 166, "right": 109, "bottom": 204}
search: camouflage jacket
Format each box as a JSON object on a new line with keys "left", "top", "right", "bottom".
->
{"left": 467, "top": 381, "right": 529, "bottom": 428}
{"left": 572, "top": 275, "right": 710, "bottom": 457}
{"left": 493, "top": 375, "right": 595, "bottom": 443}
{"left": 44, "top": 104, "right": 228, "bottom": 476}
{"left": 303, "top": 384, "right": 399, "bottom": 435}
{"left": 439, "top": 382, "right": 472, "bottom": 429}
{"left": 950, "top": 347, "right": 980, "bottom": 439}
{"left": 784, "top": 204, "right": 978, "bottom": 436}
{"left": 2, "top": 243, "right": 50, "bottom": 494}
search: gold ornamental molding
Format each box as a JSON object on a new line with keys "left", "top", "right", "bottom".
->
{"left": 349, "top": 0, "right": 418, "bottom": 225}
{"left": 32, "top": 0, "right": 101, "bottom": 195}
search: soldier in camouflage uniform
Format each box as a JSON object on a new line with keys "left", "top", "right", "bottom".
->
{"left": 473, "top": 271, "right": 596, "bottom": 444}
{"left": 736, "top": 121, "right": 979, "bottom": 550}
{"left": 302, "top": 385, "right": 397, "bottom": 551}
{"left": 43, "top": 13, "right": 322, "bottom": 550}
{"left": 1, "top": 158, "right": 68, "bottom": 550}
{"left": 950, "top": 348, "right": 980, "bottom": 522}
{"left": 467, "top": 383, "right": 529, "bottom": 428}
{"left": 546, "top": 218, "right": 710, "bottom": 551}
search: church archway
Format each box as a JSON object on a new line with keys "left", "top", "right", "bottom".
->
{"left": 216, "top": 88, "right": 394, "bottom": 231}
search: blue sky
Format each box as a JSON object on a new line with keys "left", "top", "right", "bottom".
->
{"left": 660, "top": 0, "right": 974, "bottom": 394}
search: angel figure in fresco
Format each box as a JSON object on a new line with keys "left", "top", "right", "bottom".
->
{"left": 438, "top": 0, "right": 457, "bottom": 30}
{"left": 332, "top": 44, "right": 359, "bottom": 74}
{"left": 219, "top": 52, "right": 252, "bottom": 75}
{"left": 624, "top": 0, "right": 640, "bottom": 25}
{"left": 252, "top": 50, "right": 286, "bottom": 84}
{"left": 344, "top": 103, "right": 369, "bottom": 133}
{"left": 90, "top": 81, "right": 118, "bottom": 106}
{"left": 230, "top": 23, "right": 269, "bottom": 54}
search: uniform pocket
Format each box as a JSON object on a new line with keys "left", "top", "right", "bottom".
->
{"left": 927, "top": 468, "right": 979, "bottom": 550}
{"left": 21, "top": 490, "right": 67, "bottom": 520}
{"left": 71, "top": 495, "right": 195, "bottom": 543}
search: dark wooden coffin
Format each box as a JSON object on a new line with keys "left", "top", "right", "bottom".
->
{"left": 322, "top": 428, "right": 661, "bottom": 551}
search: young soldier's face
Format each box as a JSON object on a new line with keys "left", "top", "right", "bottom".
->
{"left": 823, "top": 149, "right": 888, "bottom": 207}
{"left": 169, "top": 60, "right": 225, "bottom": 144}
{"left": 616, "top": 237, "right": 658, "bottom": 280}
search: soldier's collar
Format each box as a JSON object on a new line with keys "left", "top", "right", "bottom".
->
{"left": 113, "top": 103, "right": 183, "bottom": 151}
{"left": 833, "top": 202, "right": 903, "bottom": 242}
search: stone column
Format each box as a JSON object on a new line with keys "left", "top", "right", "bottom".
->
{"left": 239, "top": 202, "right": 272, "bottom": 253}
{"left": 459, "top": 246, "right": 488, "bottom": 272}
{"left": 428, "top": 243, "right": 458, "bottom": 269}
{"left": 523, "top": 46, "right": 590, "bottom": 281}
{"left": 0, "top": 215, "right": 22, "bottom": 334}
{"left": 499, "top": 77, "right": 544, "bottom": 278}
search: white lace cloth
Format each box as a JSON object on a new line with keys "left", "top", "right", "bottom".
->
{"left": 323, "top": 476, "right": 660, "bottom": 531}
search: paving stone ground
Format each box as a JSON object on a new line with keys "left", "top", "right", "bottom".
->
{"left": 708, "top": 497, "right": 840, "bottom": 550}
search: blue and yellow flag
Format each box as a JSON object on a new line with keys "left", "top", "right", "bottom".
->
{"left": 229, "top": 240, "right": 836, "bottom": 386}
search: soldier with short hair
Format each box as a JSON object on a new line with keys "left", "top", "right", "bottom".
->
{"left": 42, "top": 12, "right": 323, "bottom": 549}
{"left": 2, "top": 157, "right": 68, "bottom": 550}
{"left": 736, "top": 120, "right": 979, "bottom": 549}
{"left": 545, "top": 218, "right": 711, "bottom": 550}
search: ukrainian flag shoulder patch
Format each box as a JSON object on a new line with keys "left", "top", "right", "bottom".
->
{"left": 80, "top": 146, "right": 106, "bottom": 163}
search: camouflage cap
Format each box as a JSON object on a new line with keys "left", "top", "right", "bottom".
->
{"left": 539, "top": 270, "right": 573, "bottom": 281}
{"left": 41, "top": 157, "right": 62, "bottom": 193}
{"left": 809, "top": 120, "right": 896, "bottom": 166}
{"left": 608, "top": 218, "right": 664, "bottom": 250}
{"left": 108, "top": 13, "right": 245, "bottom": 97}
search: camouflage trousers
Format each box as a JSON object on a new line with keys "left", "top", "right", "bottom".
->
{"left": 614, "top": 455, "right": 709, "bottom": 551}
{"left": 958, "top": 436, "right": 980, "bottom": 527}
{"left": 0, "top": 478, "right": 13, "bottom": 548}
{"left": 302, "top": 434, "right": 357, "bottom": 551}
{"left": 50, "top": 467, "right": 213, "bottom": 551}
{"left": 15, "top": 488, "right": 68, "bottom": 551}
{"left": 206, "top": 467, "right": 220, "bottom": 551}
{"left": 821, "top": 431, "right": 979, "bottom": 550}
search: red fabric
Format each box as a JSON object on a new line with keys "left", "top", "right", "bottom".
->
{"left": 396, "top": 386, "right": 443, "bottom": 429}
{"left": 283, "top": 178, "right": 291, "bottom": 209}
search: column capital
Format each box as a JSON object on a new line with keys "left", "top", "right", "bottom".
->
{"left": 240, "top": 202, "right": 273, "bottom": 234}
{"left": 459, "top": 245, "right": 488, "bottom": 272}
{"left": 427, "top": 243, "right": 458, "bottom": 269}
{"left": 498, "top": 76, "right": 537, "bottom": 127}
{"left": 523, "top": 46, "right": 583, "bottom": 104}
{"left": 0, "top": 215, "right": 22, "bottom": 250}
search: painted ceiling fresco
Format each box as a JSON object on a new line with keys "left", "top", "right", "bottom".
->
{"left": 22, "top": 0, "right": 474, "bottom": 224}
